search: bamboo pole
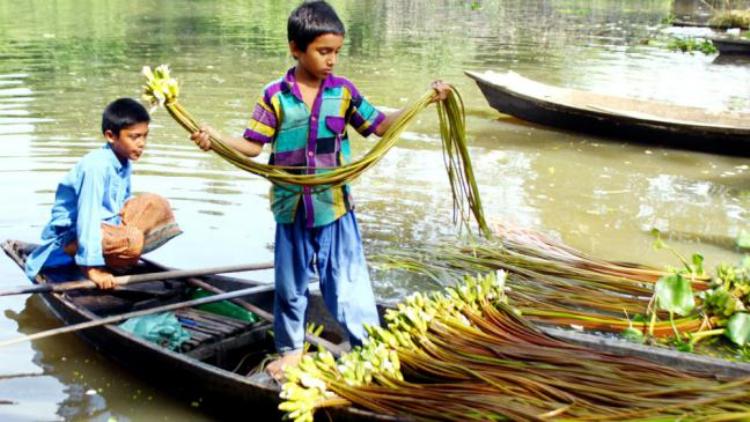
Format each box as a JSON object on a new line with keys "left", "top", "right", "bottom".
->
{"left": 0, "top": 284, "right": 274, "bottom": 348}
{"left": 0, "top": 262, "right": 274, "bottom": 297}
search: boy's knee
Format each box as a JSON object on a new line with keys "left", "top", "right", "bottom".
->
{"left": 122, "top": 193, "right": 176, "bottom": 228}
{"left": 103, "top": 225, "right": 144, "bottom": 268}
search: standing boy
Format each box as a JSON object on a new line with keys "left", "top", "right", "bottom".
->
{"left": 26, "top": 98, "right": 180, "bottom": 288}
{"left": 191, "top": 0, "right": 449, "bottom": 378}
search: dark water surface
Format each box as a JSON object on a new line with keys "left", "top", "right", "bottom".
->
{"left": 1, "top": 0, "right": 749, "bottom": 420}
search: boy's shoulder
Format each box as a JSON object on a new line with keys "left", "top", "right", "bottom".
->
{"left": 260, "top": 73, "right": 363, "bottom": 99}
{"left": 72, "top": 145, "right": 121, "bottom": 176}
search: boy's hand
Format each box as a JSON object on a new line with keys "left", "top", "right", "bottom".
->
{"left": 190, "top": 125, "right": 217, "bottom": 151}
{"left": 82, "top": 266, "right": 116, "bottom": 289}
{"left": 430, "top": 80, "right": 451, "bottom": 103}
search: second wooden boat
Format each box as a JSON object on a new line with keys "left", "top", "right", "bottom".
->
{"left": 465, "top": 70, "right": 750, "bottom": 155}
{"left": 711, "top": 36, "right": 750, "bottom": 55}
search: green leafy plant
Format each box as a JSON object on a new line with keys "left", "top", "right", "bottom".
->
{"left": 726, "top": 312, "right": 750, "bottom": 346}
{"left": 709, "top": 9, "right": 750, "bottom": 29}
{"left": 654, "top": 273, "right": 696, "bottom": 316}
{"left": 667, "top": 37, "right": 718, "bottom": 55}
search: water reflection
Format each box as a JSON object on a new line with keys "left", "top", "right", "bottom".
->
{"left": 2, "top": 296, "right": 212, "bottom": 421}
{"left": 0, "top": 0, "right": 749, "bottom": 419}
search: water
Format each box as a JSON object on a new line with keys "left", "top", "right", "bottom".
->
{"left": 1, "top": 0, "right": 749, "bottom": 419}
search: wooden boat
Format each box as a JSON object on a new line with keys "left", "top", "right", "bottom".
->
{"left": 711, "top": 36, "right": 750, "bottom": 55}
{"left": 465, "top": 70, "right": 750, "bottom": 156}
{"left": 4, "top": 238, "right": 750, "bottom": 419}
{"left": 1, "top": 239, "right": 396, "bottom": 421}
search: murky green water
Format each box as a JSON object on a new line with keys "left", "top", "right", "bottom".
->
{"left": 1, "top": 0, "right": 749, "bottom": 419}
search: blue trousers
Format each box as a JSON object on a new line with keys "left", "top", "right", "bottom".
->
{"left": 273, "top": 210, "right": 380, "bottom": 353}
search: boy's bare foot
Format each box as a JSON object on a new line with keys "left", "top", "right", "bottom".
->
{"left": 266, "top": 350, "right": 303, "bottom": 381}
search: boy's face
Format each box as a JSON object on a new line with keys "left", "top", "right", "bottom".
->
{"left": 291, "top": 33, "right": 344, "bottom": 81}
{"left": 106, "top": 121, "right": 149, "bottom": 162}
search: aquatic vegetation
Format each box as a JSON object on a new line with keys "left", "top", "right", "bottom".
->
{"left": 709, "top": 9, "right": 750, "bottom": 29}
{"left": 280, "top": 272, "right": 750, "bottom": 421}
{"left": 667, "top": 37, "right": 718, "bottom": 55}
{"left": 374, "top": 222, "right": 750, "bottom": 358}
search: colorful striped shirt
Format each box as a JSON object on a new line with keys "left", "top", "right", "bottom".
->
{"left": 243, "top": 68, "right": 385, "bottom": 228}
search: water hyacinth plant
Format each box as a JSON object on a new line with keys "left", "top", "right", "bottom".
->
{"left": 142, "top": 65, "right": 490, "bottom": 237}
{"left": 280, "top": 272, "right": 750, "bottom": 421}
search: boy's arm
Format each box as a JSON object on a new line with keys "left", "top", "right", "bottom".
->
{"left": 191, "top": 93, "right": 275, "bottom": 157}
{"left": 373, "top": 80, "right": 451, "bottom": 137}
{"left": 81, "top": 266, "right": 116, "bottom": 289}
{"left": 191, "top": 127, "right": 263, "bottom": 157}
{"left": 74, "top": 166, "right": 114, "bottom": 289}
{"left": 373, "top": 109, "right": 406, "bottom": 137}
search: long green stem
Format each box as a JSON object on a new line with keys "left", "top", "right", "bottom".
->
{"left": 143, "top": 65, "right": 490, "bottom": 236}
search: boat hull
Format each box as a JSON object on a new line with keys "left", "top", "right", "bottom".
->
{"left": 712, "top": 37, "right": 750, "bottom": 55}
{"left": 2, "top": 240, "right": 396, "bottom": 421}
{"left": 466, "top": 70, "right": 750, "bottom": 156}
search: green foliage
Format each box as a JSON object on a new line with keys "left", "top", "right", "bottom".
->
{"left": 621, "top": 327, "right": 645, "bottom": 343}
{"left": 650, "top": 229, "right": 705, "bottom": 275}
{"left": 674, "top": 340, "right": 695, "bottom": 352}
{"left": 692, "top": 254, "right": 705, "bottom": 275}
{"left": 703, "top": 261, "right": 750, "bottom": 319}
{"left": 667, "top": 37, "right": 718, "bottom": 55}
{"left": 703, "top": 288, "right": 741, "bottom": 317}
{"left": 726, "top": 312, "right": 750, "bottom": 346}
{"left": 709, "top": 10, "right": 750, "bottom": 29}
{"left": 654, "top": 273, "right": 695, "bottom": 316}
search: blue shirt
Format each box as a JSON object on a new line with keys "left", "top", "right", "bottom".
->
{"left": 25, "top": 144, "right": 132, "bottom": 279}
{"left": 242, "top": 68, "right": 385, "bottom": 228}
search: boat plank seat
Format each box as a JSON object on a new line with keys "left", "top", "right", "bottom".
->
{"left": 174, "top": 308, "right": 271, "bottom": 358}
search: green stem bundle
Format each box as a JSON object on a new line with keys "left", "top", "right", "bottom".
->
{"left": 280, "top": 272, "right": 750, "bottom": 421}
{"left": 142, "top": 65, "right": 490, "bottom": 237}
{"left": 373, "top": 224, "right": 713, "bottom": 338}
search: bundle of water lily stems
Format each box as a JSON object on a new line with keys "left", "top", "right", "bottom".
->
{"left": 142, "top": 65, "right": 490, "bottom": 237}
{"left": 376, "top": 223, "right": 717, "bottom": 339}
{"left": 280, "top": 272, "right": 750, "bottom": 422}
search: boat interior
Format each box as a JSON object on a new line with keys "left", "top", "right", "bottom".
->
{"left": 3, "top": 240, "right": 350, "bottom": 379}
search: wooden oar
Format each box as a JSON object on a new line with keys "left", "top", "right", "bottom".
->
{"left": 0, "top": 262, "right": 274, "bottom": 297}
{"left": 0, "top": 283, "right": 274, "bottom": 348}
{"left": 186, "top": 277, "right": 347, "bottom": 357}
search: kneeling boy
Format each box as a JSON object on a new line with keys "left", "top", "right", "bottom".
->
{"left": 25, "top": 98, "right": 181, "bottom": 288}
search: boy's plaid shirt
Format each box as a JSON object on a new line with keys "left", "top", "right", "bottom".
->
{"left": 243, "top": 68, "right": 384, "bottom": 228}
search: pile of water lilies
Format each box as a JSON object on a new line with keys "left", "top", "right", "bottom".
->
{"left": 376, "top": 224, "right": 750, "bottom": 354}
{"left": 280, "top": 271, "right": 750, "bottom": 421}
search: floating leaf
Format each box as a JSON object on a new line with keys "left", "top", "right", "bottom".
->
{"left": 726, "top": 312, "right": 750, "bottom": 346}
{"left": 650, "top": 228, "right": 666, "bottom": 250}
{"left": 654, "top": 273, "right": 695, "bottom": 316}
{"left": 691, "top": 253, "right": 704, "bottom": 275}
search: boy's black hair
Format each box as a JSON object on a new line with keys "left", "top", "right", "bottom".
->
{"left": 101, "top": 98, "right": 150, "bottom": 135}
{"left": 288, "top": 0, "right": 345, "bottom": 52}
